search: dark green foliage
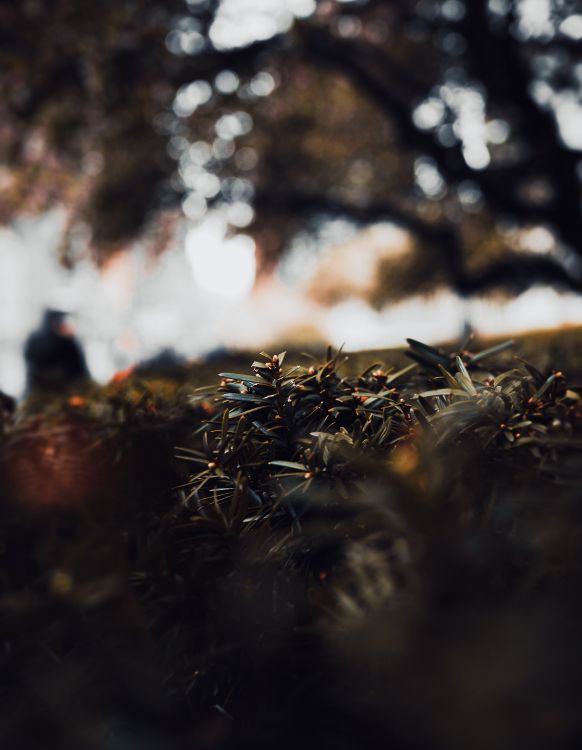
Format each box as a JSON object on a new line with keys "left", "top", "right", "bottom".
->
{"left": 178, "top": 337, "right": 582, "bottom": 528}
{"left": 180, "top": 348, "right": 417, "bottom": 521}
{"left": 2, "top": 338, "right": 582, "bottom": 749}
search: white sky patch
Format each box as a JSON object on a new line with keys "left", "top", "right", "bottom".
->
{"left": 413, "top": 97, "right": 446, "bottom": 130}
{"left": 469, "top": 287, "right": 582, "bottom": 336}
{"left": 250, "top": 72, "right": 276, "bottom": 97}
{"left": 166, "top": 17, "right": 205, "bottom": 56}
{"left": 227, "top": 201, "right": 255, "bottom": 228}
{"left": 531, "top": 81, "right": 582, "bottom": 151}
{"left": 210, "top": 0, "right": 316, "bottom": 50}
{"left": 215, "top": 111, "right": 253, "bottom": 139}
{"left": 442, "top": 83, "right": 490, "bottom": 169}
{"left": 324, "top": 294, "right": 465, "bottom": 351}
{"left": 530, "top": 83, "right": 582, "bottom": 151}
{"left": 486, "top": 118, "right": 511, "bottom": 144}
{"left": 519, "top": 225, "right": 555, "bottom": 253}
{"left": 278, "top": 218, "right": 361, "bottom": 286}
{"left": 417, "top": 83, "right": 492, "bottom": 170}
{"left": 185, "top": 214, "right": 256, "bottom": 300}
{"left": 173, "top": 80, "right": 212, "bottom": 118}
{"left": 554, "top": 93, "right": 582, "bottom": 150}
{"left": 517, "top": 0, "right": 553, "bottom": 39}
{"left": 215, "top": 70, "right": 240, "bottom": 94}
{"left": 415, "top": 157, "right": 446, "bottom": 198}
{"left": 306, "top": 223, "right": 411, "bottom": 303}
{"left": 560, "top": 15, "right": 582, "bottom": 40}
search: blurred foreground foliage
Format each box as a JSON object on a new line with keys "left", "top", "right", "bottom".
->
{"left": 2, "top": 335, "right": 582, "bottom": 747}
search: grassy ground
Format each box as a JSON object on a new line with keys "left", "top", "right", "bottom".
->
{"left": 182, "top": 325, "right": 582, "bottom": 386}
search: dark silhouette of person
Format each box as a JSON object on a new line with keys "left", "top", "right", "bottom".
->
{"left": 24, "top": 310, "right": 89, "bottom": 395}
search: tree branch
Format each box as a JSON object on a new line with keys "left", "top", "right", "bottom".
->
{"left": 298, "top": 24, "right": 471, "bottom": 181}
{"left": 254, "top": 188, "right": 582, "bottom": 295}
{"left": 459, "top": 1, "right": 582, "bottom": 250}
{"left": 166, "top": 33, "right": 290, "bottom": 86}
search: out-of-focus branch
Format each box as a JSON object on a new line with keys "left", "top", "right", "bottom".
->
{"left": 297, "top": 24, "right": 471, "bottom": 181}
{"left": 254, "top": 189, "right": 582, "bottom": 295}
{"left": 297, "top": 17, "right": 582, "bottom": 261}
{"left": 459, "top": 0, "right": 582, "bottom": 253}
{"left": 167, "top": 34, "right": 290, "bottom": 85}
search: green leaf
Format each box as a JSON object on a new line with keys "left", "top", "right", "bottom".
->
{"left": 385, "top": 362, "right": 417, "bottom": 384}
{"left": 455, "top": 356, "right": 477, "bottom": 395}
{"left": 412, "top": 407, "right": 432, "bottom": 432}
{"left": 406, "top": 339, "right": 450, "bottom": 367}
{"left": 407, "top": 338, "right": 444, "bottom": 356}
{"left": 218, "top": 372, "right": 266, "bottom": 384}
{"left": 418, "top": 388, "right": 466, "bottom": 398}
{"left": 518, "top": 359, "right": 546, "bottom": 386}
{"left": 359, "top": 362, "right": 383, "bottom": 378}
{"left": 470, "top": 339, "right": 514, "bottom": 363}
{"left": 438, "top": 364, "right": 460, "bottom": 389}
{"left": 494, "top": 369, "right": 524, "bottom": 387}
{"left": 532, "top": 373, "right": 556, "bottom": 402}
{"left": 455, "top": 355, "right": 469, "bottom": 379}
{"left": 269, "top": 460, "right": 308, "bottom": 471}
{"left": 223, "top": 392, "right": 266, "bottom": 404}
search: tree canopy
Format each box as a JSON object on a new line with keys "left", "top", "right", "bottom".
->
{"left": 1, "top": 0, "right": 581, "bottom": 299}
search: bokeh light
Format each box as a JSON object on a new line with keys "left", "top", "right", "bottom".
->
{"left": 185, "top": 215, "right": 257, "bottom": 299}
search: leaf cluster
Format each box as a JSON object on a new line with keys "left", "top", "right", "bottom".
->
{"left": 178, "top": 337, "right": 582, "bottom": 538}
{"left": 180, "top": 348, "right": 417, "bottom": 527}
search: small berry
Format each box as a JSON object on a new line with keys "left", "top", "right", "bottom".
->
{"left": 201, "top": 401, "right": 214, "bottom": 415}
{"left": 51, "top": 571, "right": 73, "bottom": 596}
{"left": 111, "top": 366, "right": 135, "bottom": 384}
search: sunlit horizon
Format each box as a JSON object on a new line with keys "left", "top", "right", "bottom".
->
{"left": 2, "top": 208, "right": 582, "bottom": 398}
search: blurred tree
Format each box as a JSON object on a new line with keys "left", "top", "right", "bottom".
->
{"left": 1, "top": 0, "right": 581, "bottom": 298}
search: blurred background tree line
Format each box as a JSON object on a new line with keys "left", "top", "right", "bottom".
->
{"left": 1, "top": 0, "right": 582, "bottom": 305}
